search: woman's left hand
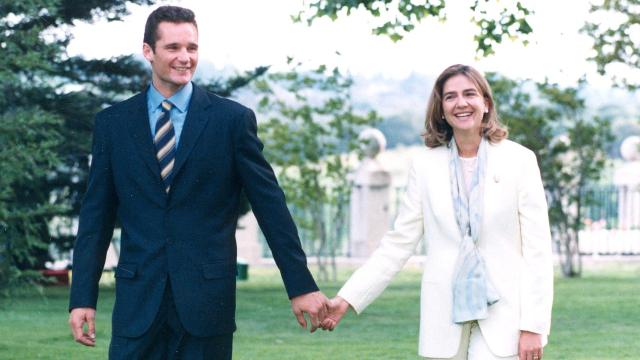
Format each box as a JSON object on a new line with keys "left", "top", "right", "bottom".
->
{"left": 518, "top": 331, "right": 543, "bottom": 360}
{"left": 320, "top": 296, "right": 350, "bottom": 331}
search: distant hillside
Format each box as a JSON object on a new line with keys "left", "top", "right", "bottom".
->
{"left": 194, "top": 61, "right": 640, "bottom": 155}
{"left": 351, "top": 73, "right": 432, "bottom": 148}
{"left": 350, "top": 73, "right": 640, "bottom": 155}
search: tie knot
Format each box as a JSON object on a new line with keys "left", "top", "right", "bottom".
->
{"left": 161, "top": 100, "right": 173, "bottom": 112}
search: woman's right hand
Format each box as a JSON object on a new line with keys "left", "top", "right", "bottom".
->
{"left": 321, "top": 296, "right": 351, "bottom": 331}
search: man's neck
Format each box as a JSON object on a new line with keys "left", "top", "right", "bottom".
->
{"left": 152, "top": 80, "right": 185, "bottom": 99}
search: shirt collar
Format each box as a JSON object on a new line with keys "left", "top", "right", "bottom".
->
{"left": 147, "top": 82, "right": 193, "bottom": 113}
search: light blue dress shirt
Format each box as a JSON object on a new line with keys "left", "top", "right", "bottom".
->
{"left": 146, "top": 82, "right": 193, "bottom": 148}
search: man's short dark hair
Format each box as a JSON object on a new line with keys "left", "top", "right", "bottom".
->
{"left": 143, "top": 6, "right": 197, "bottom": 51}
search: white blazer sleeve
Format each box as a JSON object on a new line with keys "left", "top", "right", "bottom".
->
{"left": 517, "top": 150, "right": 554, "bottom": 335}
{"left": 338, "top": 158, "right": 424, "bottom": 313}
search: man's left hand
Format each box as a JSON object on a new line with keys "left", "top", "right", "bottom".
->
{"left": 290, "top": 291, "right": 329, "bottom": 333}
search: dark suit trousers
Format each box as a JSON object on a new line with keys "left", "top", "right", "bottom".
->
{"left": 109, "top": 278, "right": 233, "bottom": 360}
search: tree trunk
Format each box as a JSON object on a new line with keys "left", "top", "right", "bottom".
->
{"left": 329, "top": 199, "right": 346, "bottom": 282}
{"left": 314, "top": 206, "right": 328, "bottom": 282}
{"left": 559, "top": 227, "right": 582, "bottom": 277}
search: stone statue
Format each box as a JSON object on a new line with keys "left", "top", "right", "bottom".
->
{"left": 349, "top": 128, "right": 391, "bottom": 257}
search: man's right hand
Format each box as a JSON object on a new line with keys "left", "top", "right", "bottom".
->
{"left": 69, "top": 307, "right": 96, "bottom": 346}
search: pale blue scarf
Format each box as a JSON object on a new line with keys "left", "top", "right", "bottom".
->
{"left": 449, "top": 137, "right": 500, "bottom": 323}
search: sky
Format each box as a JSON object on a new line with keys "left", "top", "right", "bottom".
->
{"left": 66, "top": 0, "right": 617, "bottom": 88}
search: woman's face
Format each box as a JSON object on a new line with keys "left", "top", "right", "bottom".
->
{"left": 441, "top": 74, "right": 488, "bottom": 137}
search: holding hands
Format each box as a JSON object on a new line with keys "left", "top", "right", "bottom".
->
{"left": 290, "top": 292, "right": 352, "bottom": 333}
{"left": 290, "top": 291, "right": 330, "bottom": 333}
{"left": 320, "top": 296, "right": 351, "bottom": 331}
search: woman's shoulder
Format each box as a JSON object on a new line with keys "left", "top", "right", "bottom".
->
{"left": 412, "top": 145, "right": 448, "bottom": 161}
{"left": 407, "top": 145, "right": 449, "bottom": 175}
{"left": 490, "top": 138, "right": 535, "bottom": 159}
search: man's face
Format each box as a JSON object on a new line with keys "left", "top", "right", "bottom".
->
{"left": 143, "top": 21, "right": 198, "bottom": 97}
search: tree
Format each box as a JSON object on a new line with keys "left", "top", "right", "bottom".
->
{"left": 295, "top": 0, "right": 533, "bottom": 56}
{"left": 582, "top": 0, "right": 640, "bottom": 89}
{"left": 489, "top": 73, "right": 614, "bottom": 277}
{"left": 0, "top": 109, "right": 64, "bottom": 296}
{"left": 0, "top": 0, "right": 161, "bottom": 295}
{"left": 0, "top": 0, "right": 265, "bottom": 294}
{"left": 254, "top": 62, "right": 380, "bottom": 281}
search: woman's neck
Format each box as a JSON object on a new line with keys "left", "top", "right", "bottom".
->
{"left": 453, "top": 132, "right": 481, "bottom": 158}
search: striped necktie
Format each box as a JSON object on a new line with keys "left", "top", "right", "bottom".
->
{"left": 155, "top": 100, "right": 176, "bottom": 193}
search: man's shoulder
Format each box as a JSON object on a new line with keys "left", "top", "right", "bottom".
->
{"left": 195, "top": 85, "right": 251, "bottom": 116}
{"left": 97, "top": 92, "right": 145, "bottom": 118}
{"left": 95, "top": 86, "right": 254, "bottom": 120}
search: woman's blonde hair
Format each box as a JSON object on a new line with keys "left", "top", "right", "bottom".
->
{"left": 424, "top": 64, "right": 507, "bottom": 148}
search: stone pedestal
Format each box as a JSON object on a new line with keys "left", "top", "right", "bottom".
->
{"left": 349, "top": 157, "right": 391, "bottom": 257}
{"left": 614, "top": 136, "right": 640, "bottom": 230}
{"left": 235, "top": 211, "right": 262, "bottom": 265}
{"left": 104, "top": 229, "right": 120, "bottom": 270}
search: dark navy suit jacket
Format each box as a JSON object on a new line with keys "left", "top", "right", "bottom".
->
{"left": 69, "top": 84, "right": 318, "bottom": 337}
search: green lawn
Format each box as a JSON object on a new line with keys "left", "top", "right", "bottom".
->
{"left": 0, "top": 264, "right": 638, "bottom": 359}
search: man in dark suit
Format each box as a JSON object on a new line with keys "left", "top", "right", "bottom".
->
{"left": 68, "top": 6, "right": 328, "bottom": 359}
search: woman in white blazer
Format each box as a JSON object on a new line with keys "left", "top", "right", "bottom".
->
{"left": 321, "top": 64, "right": 554, "bottom": 360}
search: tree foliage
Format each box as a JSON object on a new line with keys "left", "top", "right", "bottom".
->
{"left": 0, "top": 108, "right": 64, "bottom": 296}
{"left": 582, "top": 0, "right": 640, "bottom": 89}
{"left": 1, "top": 2, "right": 159, "bottom": 290}
{"left": 295, "top": 0, "right": 533, "bottom": 56}
{"left": 489, "top": 74, "right": 614, "bottom": 277}
{"left": 254, "top": 62, "right": 380, "bottom": 281}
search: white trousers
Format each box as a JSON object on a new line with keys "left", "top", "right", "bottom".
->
{"left": 424, "top": 321, "right": 518, "bottom": 360}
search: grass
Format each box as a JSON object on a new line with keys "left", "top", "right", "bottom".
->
{"left": 0, "top": 263, "right": 638, "bottom": 359}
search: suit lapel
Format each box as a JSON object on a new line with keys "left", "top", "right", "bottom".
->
{"left": 486, "top": 141, "right": 495, "bottom": 178}
{"left": 481, "top": 141, "right": 506, "bottom": 232}
{"left": 438, "top": 147, "right": 462, "bottom": 241}
{"left": 126, "top": 91, "right": 164, "bottom": 188}
{"left": 422, "top": 147, "right": 461, "bottom": 241}
{"left": 172, "top": 85, "right": 213, "bottom": 181}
